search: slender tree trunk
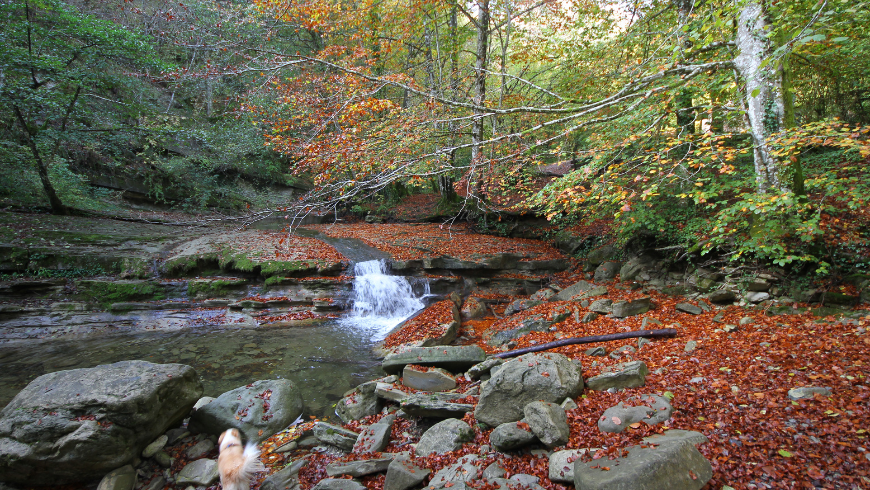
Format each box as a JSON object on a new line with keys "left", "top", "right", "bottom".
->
{"left": 13, "top": 105, "right": 67, "bottom": 215}
{"left": 471, "top": 0, "right": 490, "bottom": 167}
{"left": 734, "top": 0, "right": 786, "bottom": 192}
{"left": 448, "top": 0, "right": 460, "bottom": 168}
{"left": 674, "top": 0, "right": 695, "bottom": 135}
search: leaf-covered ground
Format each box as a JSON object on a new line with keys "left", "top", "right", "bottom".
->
{"left": 305, "top": 223, "right": 567, "bottom": 262}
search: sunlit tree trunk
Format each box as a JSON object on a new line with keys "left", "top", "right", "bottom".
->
{"left": 471, "top": 0, "right": 490, "bottom": 166}
{"left": 734, "top": 0, "right": 786, "bottom": 192}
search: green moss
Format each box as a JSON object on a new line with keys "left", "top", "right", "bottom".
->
{"left": 120, "top": 257, "right": 151, "bottom": 279}
{"left": 163, "top": 253, "right": 220, "bottom": 276}
{"left": 76, "top": 280, "right": 162, "bottom": 308}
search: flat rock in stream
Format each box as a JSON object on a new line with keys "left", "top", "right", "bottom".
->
{"left": 382, "top": 346, "right": 487, "bottom": 375}
{"left": 0, "top": 360, "right": 202, "bottom": 485}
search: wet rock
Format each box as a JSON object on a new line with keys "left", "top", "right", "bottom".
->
{"left": 415, "top": 419, "right": 474, "bottom": 457}
{"left": 706, "top": 289, "right": 736, "bottom": 304}
{"left": 675, "top": 303, "right": 703, "bottom": 315}
{"left": 312, "top": 422, "right": 360, "bottom": 451}
{"left": 312, "top": 479, "right": 366, "bottom": 490}
{"left": 326, "top": 456, "right": 394, "bottom": 477}
{"left": 552, "top": 280, "right": 595, "bottom": 301}
{"left": 573, "top": 440, "right": 712, "bottom": 490}
{"left": 402, "top": 366, "right": 456, "bottom": 392}
{"left": 474, "top": 353, "right": 583, "bottom": 427}
{"left": 188, "top": 379, "right": 302, "bottom": 443}
{"left": 490, "top": 421, "right": 536, "bottom": 451}
{"left": 427, "top": 455, "right": 479, "bottom": 487}
{"left": 549, "top": 449, "right": 592, "bottom": 483}
{"left": 586, "top": 361, "right": 649, "bottom": 391}
{"left": 598, "top": 394, "right": 673, "bottom": 433}
{"left": 336, "top": 381, "right": 382, "bottom": 423}
{"left": 381, "top": 346, "right": 487, "bottom": 375}
{"left": 787, "top": 387, "right": 832, "bottom": 400}
{"left": 0, "top": 360, "right": 202, "bottom": 485}
{"left": 524, "top": 401, "right": 569, "bottom": 448}
{"left": 588, "top": 299, "right": 613, "bottom": 314}
{"left": 384, "top": 459, "right": 431, "bottom": 490}
{"left": 611, "top": 297, "right": 651, "bottom": 318}
{"left": 176, "top": 459, "right": 218, "bottom": 486}
{"left": 153, "top": 451, "right": 173, "bottom": 468}
{"left": 140, "top": 475, "right": 165, "bottom": 490}
{"left": 594, "top": 262, "right": 622, "bottom": 282}
{"left": 96, "top": 465, "right": 136, "bottom": 490}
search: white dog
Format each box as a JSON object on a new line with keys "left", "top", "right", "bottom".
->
{"left": 217, "top": 429, "right": 265, "bottom": 490}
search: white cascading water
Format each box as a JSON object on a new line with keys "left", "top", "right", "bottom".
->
{"left": 341, "top": 259, "right": 427, "bottom": 337}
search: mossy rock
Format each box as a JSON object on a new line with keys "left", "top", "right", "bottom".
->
{"left": 120, "top": 257, "right": 151, "bottom": 279}
{"left": 76, "top": 280, "right": 164, "bottom": 308}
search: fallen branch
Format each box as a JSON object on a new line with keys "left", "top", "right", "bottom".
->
{"left": 494, "top": 328, "right": 678, "bottom": 359}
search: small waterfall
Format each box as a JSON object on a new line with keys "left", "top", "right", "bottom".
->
{"left": 341, "top": 260, "right": 427, "bottom": 337}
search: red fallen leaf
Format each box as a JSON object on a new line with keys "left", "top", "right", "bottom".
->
{"left": 541, "top": 371, "right": 550, "bottom": 377}
{"left": 611, "top": 416, "right": 622, "bottom": 425}
{"left": 601, "top": 466, "right": 610, "bottom": 471}
{"left": 445, "top": 483, "right": 454, "bottom": 488}
{"left": 689, "top": 470, "right": 697, "bottom": 480}
{"left": 807, "top": 466, "right": 825, "bottom": 479}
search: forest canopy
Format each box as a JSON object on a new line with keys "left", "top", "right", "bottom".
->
{"left": 1, "top": 0, "right": 869, "bottom": 275}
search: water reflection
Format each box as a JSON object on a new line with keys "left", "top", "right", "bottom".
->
{"left": 0, "top": 320, "right": 384, "bottom": 418}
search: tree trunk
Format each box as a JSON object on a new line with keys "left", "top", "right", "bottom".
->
{"left": 471, "top": 0, "right": 490, "bottom": 167}
{"left": 13, "top": 105, "right": 67, "bottom": 215}
{"left": 734, "top": 0, "right": 786, "bottom": 192}
{"left": 674, "top": 0, "right": 695, "bottom": 136}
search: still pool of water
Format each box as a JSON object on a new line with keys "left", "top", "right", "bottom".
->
{"left": 0, "top": 320, "right": 385, "bottom": 419}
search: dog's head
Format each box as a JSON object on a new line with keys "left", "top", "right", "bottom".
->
{"left": 218, "top": 428, "right": 242, "bottom": 452}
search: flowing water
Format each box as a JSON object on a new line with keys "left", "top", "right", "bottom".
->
{"left": 0, "top": 258, "right": 428, "bottom": 418}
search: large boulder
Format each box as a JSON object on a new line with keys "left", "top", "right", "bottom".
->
{"left": 474, "top": 353, "right": 583, "bottom": 427}
{"left": 188, "top": 379, "right": 302, "bottom": 443}
{"left": 336, "top": 381, "right": 382, "bottom": 423}
{"left": 0, "top": 361, "right": 202, "bottom": 485}
{"left": 415, "top": 419, "right": 473, "bottom": 457}
{"left": 574, "top": 440, "right": 712, "bottom": 490}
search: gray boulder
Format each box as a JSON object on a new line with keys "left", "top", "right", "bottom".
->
{"left": 428, "top": 455, "right": 479, "bottom": 487}
{"left": 403, "top": 366, "right": 456, "bottom": 392}
{"left": 549, "top": 449, "right": 592, "bottom": 483}
{"left": 381, "top": 346, "right": 486, "bottom": 375}
{"left": 313, "top": 422, "right": 360, "bottom": 451}
{"left": 620, "top": 256, "right": 655, "bottom": 281}
{"left": 586, "top": 245, "right": 618, "bottom": 268}
{"left": 523, "top": 401, "right": 569, "bottom": 448}
{"left": 530, "top": 288, "right": 557, "bottom": 301}
{"left": 260, "top": 457, "right": 308, "bottom": 490}
{"left": 574, "top": 440, "right": 712, "bottom": 490}
{"left": 400, "top": 393, "right": 474, "bottom": 418}
{"left": 744, "top": 291, "right": 770, "bottom": 303}
{"left": 384, "top": 458, "right": 431, "bottom": 490}
{"left": 488, "top": 315, "right": 553, "bottom": 346}
{"left": 96, "top": 465, "right": 136, "bottom": 490}
{"left": 611, "top": 297, "right": 651, "bottom": 318}
{"left": 585, "top": 361, "right": 648, "bottom": 391}
{"left": 336, "top": 381, "right": 382, "bottom": 423}
{"left": 353, "top": 419, "right": 393, "bottom": 453}
{"left": 597, "top": 394, "right": 673, "bottom": 433}
{"left": 0, "top": 361, "right": 202, "bottom": 485}
{"left": 475, "top": 353, "right": 583, "bottom": 427}
{"left": 552, "top": 280, "right": 595, "bottom": 301}
{"left": 594, "top": 262, "right": 622, "bottom": 282}
{"left": 675, "top": 302, "right": 703, "bottom": 315}
{"left": 643, "top": 429, "right": 709, "bottom": 447}
{"left": 707, "top": 289, "right": 737, "bottom": 304}
{"left": 188, "top": 379, "right": 302, "bottom": 443}
{"left": 467, "top": 358, "right": 503, "bottom": 380}
{"left": 588, "top": 299, "right": 613, "bottom": 314}
{"left": 787, "top": 386, "right": 832, "bottom": 400}
{"left": 176, "top": 458, "right": 219, "bottom": 486}
{"left": 461, "top": 297, "right": 488, "bottom": 320}
{"left": 326, "top": 456, "right": 394, "bottom": 477}
{"left": 312, "top": 479, "right": 366, "bottom": 490}
{"left": 415, "top": 419, "right": 473, "bottom": 457}
{"left": 504, "top": 299, "right": 542, "bottom": 316}
{"left": 490, "top": 421, "right": 536, "bottom": 451}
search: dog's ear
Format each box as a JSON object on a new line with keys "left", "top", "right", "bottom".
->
{"left": 218, "top": 430, "right": 226, "bottom": 446}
